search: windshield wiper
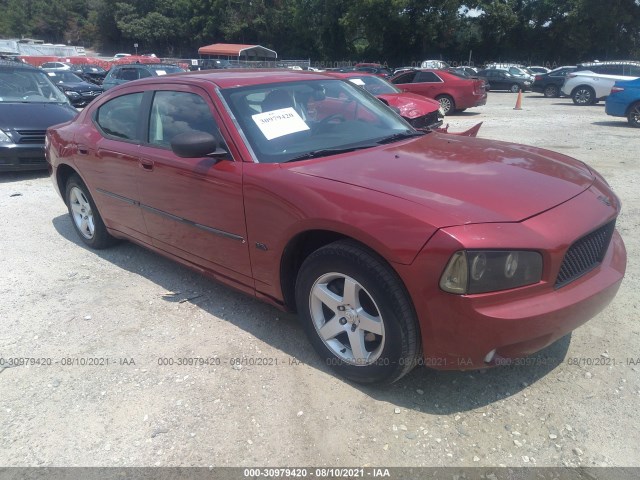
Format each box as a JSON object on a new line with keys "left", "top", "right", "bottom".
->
{"left": 376, "top": 131, "right": 426, "bottom": 144}
{"left": 285, "top": 145, "right": 375, "bottom": 163}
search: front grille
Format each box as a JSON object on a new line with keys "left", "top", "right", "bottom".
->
{"left": 410, "top": 111, "right": 442, "bottom": 129}
{"left": 16, "top": 130, "right": 46, "bottom": 144}
{"left": 555, "top": 220, "right": 616, "bottom": 288}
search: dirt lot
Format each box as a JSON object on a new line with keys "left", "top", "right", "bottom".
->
{"left": 0, "top": 92, "right": 638, "bottom": 468}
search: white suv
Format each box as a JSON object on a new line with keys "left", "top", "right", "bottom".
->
{"left": 562, "top": 71, "right": 639, "bottom": 105}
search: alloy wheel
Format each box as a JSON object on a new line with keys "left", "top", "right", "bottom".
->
{"left": 309, "top": 272, "right": 385, "bottom": 366}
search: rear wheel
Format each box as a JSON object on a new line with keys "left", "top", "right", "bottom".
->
{"left": 65, "top": 175, "right": 117, "bottom": 249}
{"left": 572, "top": 86, "right": 596, "bottom": 105}
{"left": 628, "top": 102, "right": 640, "bottom": 128}
{"left": 435, "top": 95, "right": 455, "bottom": 115}
{"left": 543, "top": 84, "right": 559, "bottom": 98}
{"left": 510, "top": 84, "right": 520, "bottom": 93}
{"left": 295, "top": 240, "right": 421, "bottom": 384}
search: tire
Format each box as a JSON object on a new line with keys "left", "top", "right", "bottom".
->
{"left": 435, "top": 95, "right": 455, "bottom": 115}
{"left": 510, "top": 84, "right": 520, "bottom": 93}
{"left": 295, "top": 240, "right": 421, "bottom": 384}
{"left": 572, "top": 86, "right": 596, "bottom": 105}
{"left": 543, "top": 84, "right": 559, "bottom": 98}
{"left": 628, "top": 101, "right": 640, "bottom": 128}
{"left": 65, "top": 174, "right": 117, "bottom": 249}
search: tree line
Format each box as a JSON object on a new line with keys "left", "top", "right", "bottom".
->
{"left": 1, "top": 0, "right": 639, "bottom": 66}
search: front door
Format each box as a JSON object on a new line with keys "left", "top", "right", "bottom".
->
{"left": 136, "top": 87, "right": 253, "bottom": 287}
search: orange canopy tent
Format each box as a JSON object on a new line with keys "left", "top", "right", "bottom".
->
{"left": 197, "top": 43, "right": 277, "bottom": 59}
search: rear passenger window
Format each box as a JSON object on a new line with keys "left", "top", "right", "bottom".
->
{"left": 392, "top": 72, "right": 416, "bottom": 84}
{"left": 414, "top": 71, "right": 442, "bottom": 83}
{"left": 95, "top": 93, "right": 144, "bottom": 141}
{"left": 148, "top": 91, "right": 223, "bottom": 149}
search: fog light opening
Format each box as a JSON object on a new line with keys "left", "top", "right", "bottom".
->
{"left": 484, "top": 349, "right": 497, "bottom": 364}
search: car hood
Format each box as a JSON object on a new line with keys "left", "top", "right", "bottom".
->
{"left": 286, "top": 133, "right": 594, "bottom": 226}
{"left": 0, "top": 103, "right": 77, "bottom": 130}
{"left": 377, "top": 92, "right": 440, "bottom": 119}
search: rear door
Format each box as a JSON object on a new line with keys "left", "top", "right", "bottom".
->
{"left": 75, "top": 91, "right": 150, "bottom": 242}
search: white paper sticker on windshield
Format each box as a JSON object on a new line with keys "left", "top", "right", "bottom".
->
{"left": 47, "top": 72, "right": 55, "bottom": 76}
{"left": 252, "top": 107, "right": 310, "bottom": 140}
{"left": 155, "top": 70, "right": 167, "bottom": 76}
{"left": 349, "top": 78, "right": 366, "bottom": 86}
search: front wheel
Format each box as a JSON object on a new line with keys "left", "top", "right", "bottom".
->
{"left": 295, "top": 240, "right": 421, "bottom": 384}
{"left": 572, "top": 86, "right": 596, "bottom": 105}
{"left": 628, "top": 102, "right": 640, "bottom": 128}
{"left": 435, "top": 95, "right": 455, "bottom": 115}
{"left": 65, "top": 174, "right": 117, "bottom": 249}
{"left": 510, "top": 84, "right": 520, "bottom": 93}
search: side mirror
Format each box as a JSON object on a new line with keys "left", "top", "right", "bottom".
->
{"left": 171, "top": 131, "right": 220, "bottom": 158}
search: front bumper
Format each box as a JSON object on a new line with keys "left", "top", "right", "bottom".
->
{"left": 396, "top": 181, "right": 626, "bottom": 370}
{"left": 0, "top": 144, "right": 47, "bottom": 171}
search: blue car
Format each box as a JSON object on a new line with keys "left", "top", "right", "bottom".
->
{"left": 605, "top": 78, "right": 640, "bottom": 128}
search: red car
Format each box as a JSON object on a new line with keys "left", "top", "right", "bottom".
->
{"left": 325, "top": 71, "right": 444, "bottom": 129}
{"left": 390, "top": 68, "right": 487, "bottom": 115}
{"left": 47, "top": 70, "right": 626, "bottom": 384}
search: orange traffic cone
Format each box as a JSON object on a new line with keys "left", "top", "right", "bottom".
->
{"left": 514, "top": 89, "right": 523, "bottom": 110}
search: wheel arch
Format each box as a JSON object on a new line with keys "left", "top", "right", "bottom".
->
{"left": 279, "top": 229, "right": 409, "bottom": 313}
{"left": 56, "top": 163, "right": 81, "bottom": 197}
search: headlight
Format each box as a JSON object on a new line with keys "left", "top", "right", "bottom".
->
{"left": 65, "top": 90, "right": 80, "bottom": 97}
{"left": 440, "top": 250, "right": 543, "bottom": 294}
{"left": 0, "top": 129, "right": 13, "bottom": 143}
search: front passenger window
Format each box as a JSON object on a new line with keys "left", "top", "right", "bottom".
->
{"left": 148, "top": 91, "right": 224, "bottom": 149}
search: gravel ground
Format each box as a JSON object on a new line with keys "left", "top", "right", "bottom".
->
{"left": 0, "top": 91, "right": 638, "bottom": 468}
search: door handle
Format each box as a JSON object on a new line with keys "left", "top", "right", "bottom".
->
{"left": 140, "top": 158, "right": 154, "bottom": 171}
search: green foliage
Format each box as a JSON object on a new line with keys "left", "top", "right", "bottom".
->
{"left": 0, "top": 0, "right": 638, "bottom": 63}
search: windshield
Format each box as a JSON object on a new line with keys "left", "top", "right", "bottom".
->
{"left": 149, "top": 65, "right": 184, "bottom": 74}
{"left": 221, "top": 79, "right": 415, "bottom": 163}
{"left": 0, "top": 68, "right": 70, "bottom": 103}
{"left": 46, "top": 71, "right": 84, "bottom": 83}
{"left": 345, "top": 75, "right": 400, "bottom": 95}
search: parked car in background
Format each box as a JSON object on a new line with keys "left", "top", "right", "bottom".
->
{"left": 531, "top": 66, "right": 577, "bottom": 97}
{"left": 102, "top": 63, "right": 185, "bottom": 90}
{"left": 605, "top": 78, "right": 640, "bottom": 128}
{"left": 475, "top": 69, "right": 532, "bottom": 92}
{"left": 448, "top": 67, "right": 478, "bottom": 77}
{"left": 528, "top": 66, "right": 550, "bottom": 74}
{"left": 420, "top": 60, "right": 450, "bottom": 69}
{"left": 70, "top": 64, "right": 108, "bottom": 85}
{"left": 46, "top": 69, "right": 625, "bottom": 384}
{"left": 45, "top": 70, "right": 103, "bottom": 107}
{"left": 576, "top": 61, "right": 640, "bottom": 77}
{"left": 40, "top": 61, "right": 71, "bottom": 71}
{"left": 390, "top": 68, "right": 487, "bottom": 115}
{"left": 485, "top": 64, "right": 534, "bottom": 82}
{"left": 0, "top": 60, "right": 77, "bottom": 171}
{"left": 562, "top": 71, "right": 639, "bottom": 105}
{"left": 325, "top": 71, "right": 444, "bottom": 129}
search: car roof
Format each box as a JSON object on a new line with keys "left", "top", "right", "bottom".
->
{"left": 123, "top": 69, "right": 337, "bottom": 89}
{"left": 578, "top": 60, "right": 640, "bottom": 67}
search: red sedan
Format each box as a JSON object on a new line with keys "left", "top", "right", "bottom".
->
{"left": 325, "top": 71, "right": 444, "bottom": 129}
{"left": 47, "top": 69, "right": 626, "bottom": 384}
{"left": 390, "top": 68, "right": 487, "bottom": 115}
